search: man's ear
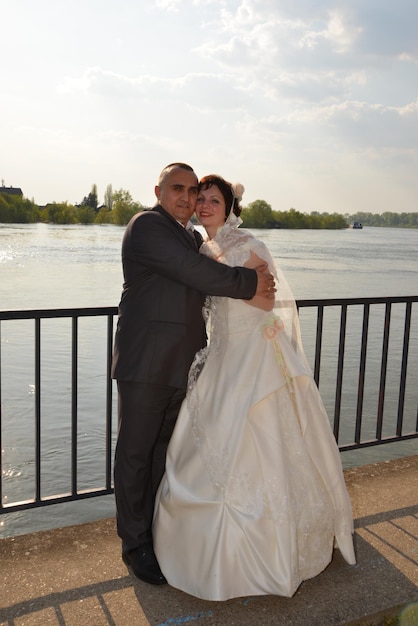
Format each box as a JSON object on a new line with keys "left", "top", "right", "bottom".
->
{"left": 154, "top": 185, "right": 160, "bottom": 201}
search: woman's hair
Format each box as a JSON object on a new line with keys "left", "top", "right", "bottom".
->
{"left": 199, "top": 175, "right": 242, "bottom": 219}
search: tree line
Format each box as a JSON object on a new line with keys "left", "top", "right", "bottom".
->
{"left": 345, "top": 210, "right": 418, "bottom": 228}
{"left": 0, "top": 185, "right": 143, "bottom": 226}
{"left": 0, "top": 184, "right": 417, "bottom": 229}
{"left": 241, "top": 201, "right": 348, "bottom": 229}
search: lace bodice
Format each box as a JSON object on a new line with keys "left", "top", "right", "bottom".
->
{"left": 200, "top": 217, "right": 271, "bottom": 336}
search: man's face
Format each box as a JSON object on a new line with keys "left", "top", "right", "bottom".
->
{"left": 155, "top": 167, "right": 199, "bottom": 226}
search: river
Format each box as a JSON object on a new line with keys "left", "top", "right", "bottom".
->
{"left": 1, "top": 223, "right": 417, "bottom": 538}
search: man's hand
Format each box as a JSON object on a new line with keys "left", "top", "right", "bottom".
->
{"left": 254, "top": 263, "right": 276, "bottom": 299}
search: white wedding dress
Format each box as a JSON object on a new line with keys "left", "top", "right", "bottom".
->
{"left": 153, "top": 216, "right": 356, "bottom": 601}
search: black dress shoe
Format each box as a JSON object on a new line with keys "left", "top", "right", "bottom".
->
{"left": 122, "top": 544, "right": 167, "bottom": 585}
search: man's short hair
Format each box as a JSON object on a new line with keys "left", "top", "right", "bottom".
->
{"left": 158, "top": 163, "right": 195, "bottom": 186}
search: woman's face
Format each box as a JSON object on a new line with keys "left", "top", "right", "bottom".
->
{"left": 196, "top": 185, "right": 226, "bottom": 231}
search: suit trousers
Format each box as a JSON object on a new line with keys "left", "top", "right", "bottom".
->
{"left": 114, "top": 380, "right": 186, "bottom": 552}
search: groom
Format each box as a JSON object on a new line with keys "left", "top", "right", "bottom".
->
{"left": 112, "top": 162, "right": 275, "bottom": 584}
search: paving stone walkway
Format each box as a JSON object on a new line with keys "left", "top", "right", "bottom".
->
{"left": 1, "top": 455, "right": 417, "bottom": 626}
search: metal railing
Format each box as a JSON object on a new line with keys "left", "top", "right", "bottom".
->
{"left": 296, "top": 295, "right": 418, "bottom": 451}
{"left": 1, "top": 295, "right": 417, "bottom": 514}
{"left": 0, "top": 307, "right": 117, "bottom": 514}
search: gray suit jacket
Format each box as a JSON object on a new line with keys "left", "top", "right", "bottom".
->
{"left": 111, "top": 205, "right": 257, "bottom": 390}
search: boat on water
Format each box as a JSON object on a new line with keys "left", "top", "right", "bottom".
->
{"left": 351, "top": 221, "right": 363, "bottom": 229}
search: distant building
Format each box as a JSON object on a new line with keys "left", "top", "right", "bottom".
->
{"left": 0, "top": 185, "right": 23, "bottom": 196}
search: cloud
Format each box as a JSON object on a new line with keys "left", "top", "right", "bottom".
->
{"left": 194, "top": 0, "right": 418, "bottom": 97}
{"left": 58, "top": 66, "right": 251, "bottom": 115}
{"left": 326, "top": 99, "right": 418, "bottom": 153}
{"left": 155, "top": 0, "right": 182, "bottom": 10}
{"left": 1, "top": 0, "right": 417, "bottom": 212}
{"left": 59, "top": 67, "right": 160, "bottom": 98}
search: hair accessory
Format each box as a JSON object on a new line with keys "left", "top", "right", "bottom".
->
{"left": 231, "top": 182, "right": 245, "bottom": 201}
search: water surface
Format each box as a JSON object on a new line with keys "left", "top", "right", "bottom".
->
{"left": 1, "top": 224, "right": 417, "bottom": 537}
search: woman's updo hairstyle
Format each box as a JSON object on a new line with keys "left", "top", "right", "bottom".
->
{"left": 199, "top": 175, "right": 244, "bottom": 219}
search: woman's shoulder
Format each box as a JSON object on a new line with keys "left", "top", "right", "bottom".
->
{"left": 235, "top": 229, "right": 267, "bottom": 251}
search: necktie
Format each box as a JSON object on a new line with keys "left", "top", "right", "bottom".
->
{"left": 186, "top": 227, "right": 198, "bottom": 249}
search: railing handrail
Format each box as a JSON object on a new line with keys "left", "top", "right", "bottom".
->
{"left": 0, "top": 306, "right": 119, "bottom": 320}
{"left": 297, "top": 294, "right": 418, "bottom": 306}
{"left": 2, "top": 294, "right": 418, "bottom": 321}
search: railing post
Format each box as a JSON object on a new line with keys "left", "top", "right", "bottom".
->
{"left": 397, "top": 301, "right": 412, "bottom": 437}
{"left": 355, "top": 304, "right": 370, "bottom": 444}
{"left": 71, "top": 316, "right": 78, "bottom": 496}
{"left": 376, "top": 302, "right": 391, "bottom": 439}
{"left": 334, "top": 304, "right": 347, "bottom": 441}
{"left": 35, "top": 318, "right": 42, "bottom": 502}
{"left": 106, "top": 314, "right": 115, "bottom": 491}
{"left": 313, "top": 305, "right": 324, "bottom": 386}
{"left": 0, "top": 321, "right": 2, "bottom": 507}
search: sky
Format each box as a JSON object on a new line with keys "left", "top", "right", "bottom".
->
{"left": 1, "top": 0, "right": 417, "bottom": 214}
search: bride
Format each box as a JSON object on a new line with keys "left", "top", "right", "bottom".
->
{"left": 153, "top": 174, "right": 356, "bottom": 601}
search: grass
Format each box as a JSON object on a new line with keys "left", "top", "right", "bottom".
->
{"left": 346, "top": 601, "right": 418, "bottom": 625}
